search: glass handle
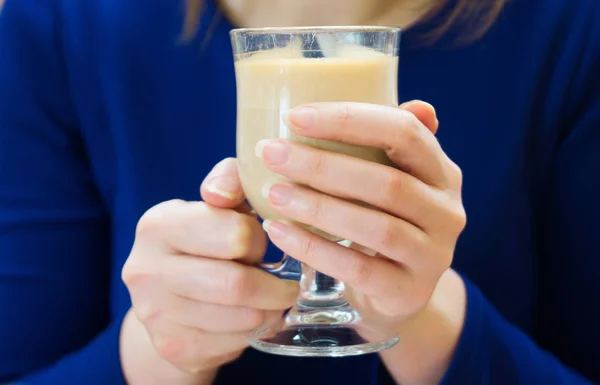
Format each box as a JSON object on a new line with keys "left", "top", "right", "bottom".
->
{"left": 260, "top": 254, "right": 302, "bottom": 281}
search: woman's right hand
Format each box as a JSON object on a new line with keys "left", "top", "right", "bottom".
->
{"left": 121, "top": 158, "right": 299, "bottom": 382}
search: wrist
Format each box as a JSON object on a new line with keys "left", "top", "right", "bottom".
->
{"left": 119, "top": 309, "right": 218, "bottom": 385}
{"left": 379, "top": 269, "right": 467, "bottom": 385}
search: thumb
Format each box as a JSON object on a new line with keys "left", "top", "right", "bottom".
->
{"left": 400, "top": 100, "right": 439, "bottom": 135}
{"left": 200, "top": 158, "right": 247, "bottom": 209}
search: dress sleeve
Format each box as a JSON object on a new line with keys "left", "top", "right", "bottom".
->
{"left": 0, "top": 0, "right": 126, "bottom": 383}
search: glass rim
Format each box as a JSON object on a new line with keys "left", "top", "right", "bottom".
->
{"left": 229, "top": 25, "right": 402, "bottom": 35}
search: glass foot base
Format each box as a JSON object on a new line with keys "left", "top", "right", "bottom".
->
{"left": 249, "top": 302, "right": 400, "bottom": 357}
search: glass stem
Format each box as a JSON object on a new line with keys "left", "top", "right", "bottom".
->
{"left": 297, "top": 262, "right": 347, "bottom": 309}
{"left": 261, "top": 248, "right": 349, "bottom": 309}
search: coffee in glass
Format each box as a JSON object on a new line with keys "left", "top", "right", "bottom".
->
{"left": 231, "top": 26, "right": 401, "bottom": 357}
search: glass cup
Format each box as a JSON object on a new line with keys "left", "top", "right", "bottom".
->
{"left": 231, "top": 26, "right": 401, "bottom": 357}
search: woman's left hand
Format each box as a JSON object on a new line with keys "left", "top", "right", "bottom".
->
{"left": 258, "top": 100, "right": 466, "bottom": 335}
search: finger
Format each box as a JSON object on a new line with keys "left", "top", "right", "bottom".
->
{"left": 129, "top": 282, "right": 281, "bottom": 339}
{"left": 263, "top": 219, "right": 409, "bottom": 299}
{"left": 160, "top": 255, "right": 299, "bottom": 310}
{"left": 399, "top": 100, "right": 438, "bottom": 134}
{"left": 136, "top": 200, "right": 266, "bottom": 264}
{"left": 264, "top": 221, "right": 437, "bottom": 321}
{"left": 263, "top": 182, "right": 429, "bottom": 266}
{"left": 258, "top": 139, "right": 451, "bottom": 232}
{"left": 162, "top": 296, "right": 282, "bottom": 333}
{"left": 148, "top": 319, "right": 249, "bottom": 372}
{"left": 286, "top": 102, "right": 455, "bottom": 189}
{"left": 201, "top": 158, "right": 246, "bottom": 208}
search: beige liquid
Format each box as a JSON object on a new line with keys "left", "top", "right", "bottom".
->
{"left": 235, "top": 45, "right": 398, "bottom": 240}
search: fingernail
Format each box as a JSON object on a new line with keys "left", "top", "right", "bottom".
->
{"left": 256, "top": 140, "right": 290, "bottom": 165}
{"left": 287, "top": 106, "right": 318, "bottom": 130}
{"left": 261, "top": 183, "right": 272, "bottom": 199}
{"left": 262, "top": 183, "right": 293, "bottom": 205}
{"left": 262, "top": 219, "right": 288, "bottom": 239}
{"left": 205, "top": 177, "right": 238, "bottom": 200}
{"left": 255, "top": 140, "right": 266, "bottom": 158}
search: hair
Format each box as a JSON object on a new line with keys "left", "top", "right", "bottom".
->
{"left": 182, "top": 0, "right": 507, "bottom": 45}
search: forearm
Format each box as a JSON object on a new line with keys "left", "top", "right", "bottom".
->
{"left": 120, "top": 310, "right": 218, "bottom": 385}
{"left": 379, "top": 269, "right": 466, "bottom": 385}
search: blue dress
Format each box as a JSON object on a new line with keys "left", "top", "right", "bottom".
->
{"left": 0, "top": 0, "right": 599, "bottom": 383}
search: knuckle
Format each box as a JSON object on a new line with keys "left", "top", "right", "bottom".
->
{"left": 381, "top": 170, "right": 405, "bottom": 204}
{"left": 335, "top": 102, "right": 353, "bottom": 128}
{"left": 414, "top": 229, "right": 430, "bottom": 251}
{"left": 445, "top": 160, "right": 464, "bottom": 190}
{"left": 384, "top": 110, "right": 420, "bottom": 159}
{"left": 449, "top": 160, "right": 463, "bottom": 181}
{"left": 135, "top": 213, "right": 163, "bottom": 238}
{"left": 241, "top": 307, "right": 266, "bottom": 330}
{"left": 306, "top": 149, "right": 326, "bottom": 176}
{"left": 400, "top": 111, "right": 424, "bottom": 147}
{"left": 121, "top": 255, "right": 153, "bottom": 287}
{"left": 376, "top": 217, "right": 399, "bottom": 251}
{"left": 300, "top": 236, "right": 320, "bottom": 262}
{"left": 121, "top": 260, "right": 139, "bottom": 286}
{"left": 311, "top": 195, "right": 328, "bottom": 225}
{"left": 346, "top": 257, "right": 373, "bottom": 287}
{"left": 153, "top": 332, "right": 186, "bottom": 363}
{"left": 454, "top": 207, "right": 467, "bottom": 231}
{"left": 445, "top": 203, "right": 467, "bottom": 233}
{"left": 224, "top": 266, "right": 253, "bottom": 304}
{"left": 403, "top": 122, "right": 423, "bottom": 148}
{"left": 408, "top": 232, "right": 431, "bottom": 267}
{"left": 391, "top": 107, "right": 412, "bottom": 124}
{"left": 134, "top": 304, "right": 161, "bottom": 324}
{"left": 394, "top": 109, "right": 420, "bottom": 137}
